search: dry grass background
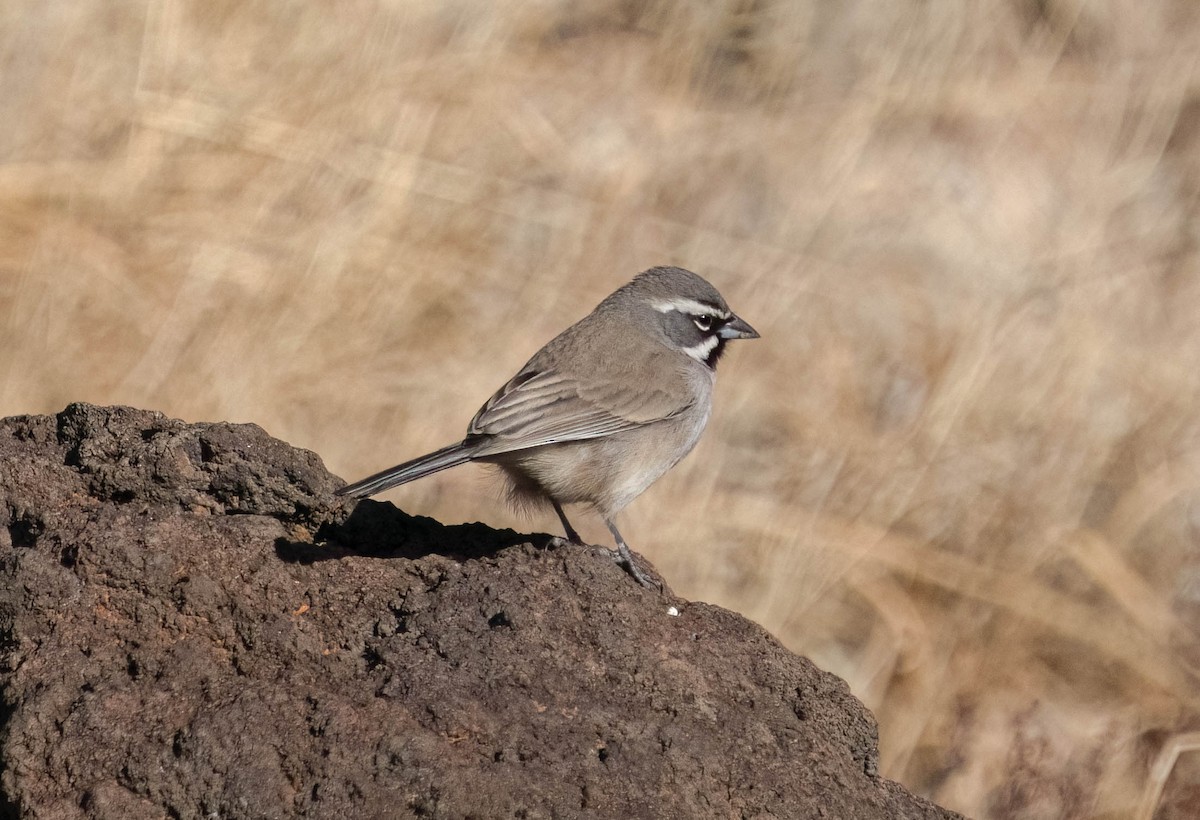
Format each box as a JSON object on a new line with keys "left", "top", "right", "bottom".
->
{"left": 3, "top": 1, "right": 1200, "bottom": 817}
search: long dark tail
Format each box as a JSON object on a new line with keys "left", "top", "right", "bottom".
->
{"left": 335, "top": 441, "right": 479, "bottom": 498}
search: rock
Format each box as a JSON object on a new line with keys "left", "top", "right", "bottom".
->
{"left": 0, "top": 403, "right": 962, "bottom": 819}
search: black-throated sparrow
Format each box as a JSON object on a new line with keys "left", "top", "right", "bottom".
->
{"left": 336, "top": 266, "right": 759, "bottom": 587}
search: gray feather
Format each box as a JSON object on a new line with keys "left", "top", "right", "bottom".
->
{"left": 335, "top": 441, "right": 478, "bottom": 498}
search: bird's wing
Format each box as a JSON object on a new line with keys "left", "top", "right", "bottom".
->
{"left": 467, "top": 366, "right": 690, "bottom": 454}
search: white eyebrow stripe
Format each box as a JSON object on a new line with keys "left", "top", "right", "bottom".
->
{"left": 681, "top": 334, "right": 720, "bottom": 363}
{"left": 651, "top": 297, "right": 729, "bottom": 318}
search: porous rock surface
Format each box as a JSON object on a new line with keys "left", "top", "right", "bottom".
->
{"left": 0, "top": 403, "right": 962, "bottom": 819}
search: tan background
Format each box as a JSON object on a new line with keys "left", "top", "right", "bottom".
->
{"left": 4, "top": 2, "right": 1200, "bottom": 817}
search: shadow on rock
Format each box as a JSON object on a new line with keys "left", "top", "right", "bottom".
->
{"left": 275, "top": 496, "right": 552, "bottom": 565}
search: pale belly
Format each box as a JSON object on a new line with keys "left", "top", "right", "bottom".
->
{"left": 488, "top": 403, "right": 711, "bottom": 515}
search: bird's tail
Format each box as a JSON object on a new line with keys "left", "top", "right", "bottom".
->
{"left": 335, "top": 441, "right": 478, "bottom": 498}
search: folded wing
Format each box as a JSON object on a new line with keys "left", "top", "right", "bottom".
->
{"left": 468, "top": 366, "right": 690, "bottom": 455}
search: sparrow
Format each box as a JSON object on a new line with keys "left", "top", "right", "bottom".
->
{"left": 336, "top": 266, "right": 759, "bottom": 587}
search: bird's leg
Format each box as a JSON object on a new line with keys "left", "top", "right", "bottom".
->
{"left": 551, "top": 500, "right": 584, "bottom": 546}
{"left": 604, "top": 519, "right": 658, "bottom": 589}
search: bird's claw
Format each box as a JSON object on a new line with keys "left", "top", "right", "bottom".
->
{"left": 611, "top": 548, "right": 660, "bottom": 590}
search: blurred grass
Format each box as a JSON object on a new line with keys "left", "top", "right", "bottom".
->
{"left": 3, "top": 1, "right": 1200, "bottom": 817}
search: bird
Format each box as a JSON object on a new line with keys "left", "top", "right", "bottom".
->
{"left": 336, "top": 266, "right": 759, "bottom": 587}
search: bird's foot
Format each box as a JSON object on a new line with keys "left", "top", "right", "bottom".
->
{"left": 611, "top": 545, "right": 661, "bottom": 590}
{"left": 549, "top": 532, "right": 658, "bottom": 589}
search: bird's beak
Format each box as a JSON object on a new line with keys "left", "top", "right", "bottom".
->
{"left": 719, "top": 314, "right": 760, "bottom": 340}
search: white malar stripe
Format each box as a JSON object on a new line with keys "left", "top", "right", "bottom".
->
{"left": 681, "top": 334, "right": 719, "bottom": 362}
{"left": 651, "top": 297, "right": 730, "bottom": 318}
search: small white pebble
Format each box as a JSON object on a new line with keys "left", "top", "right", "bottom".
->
{"left": 666, "top": 606, "right": 680, "bottom": 617}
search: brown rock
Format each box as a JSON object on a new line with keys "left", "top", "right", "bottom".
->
{"left": 0, "top": 403, "right": 963, "bottom": 819}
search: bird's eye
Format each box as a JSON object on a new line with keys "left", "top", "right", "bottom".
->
{"left": 693, "top": 314, "right": 715, "bottom": 332}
